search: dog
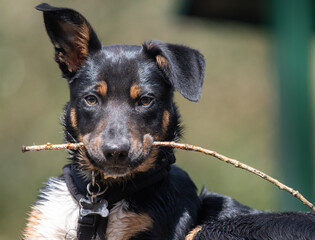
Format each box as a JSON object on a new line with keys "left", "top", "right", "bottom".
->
{"left": 23, "top": 3, "right": 315, "bottom": 240}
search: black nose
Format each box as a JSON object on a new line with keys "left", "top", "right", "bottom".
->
{"left": 102, "top": 140, "right": 129, "bottom": 163}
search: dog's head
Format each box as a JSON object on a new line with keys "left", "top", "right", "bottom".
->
{"left": 36, "top": 3, "right": 205, "bottom": 179}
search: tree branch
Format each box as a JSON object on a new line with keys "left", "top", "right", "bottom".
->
{"left": 21, "top": 141, "right": 315, "bottom": 213}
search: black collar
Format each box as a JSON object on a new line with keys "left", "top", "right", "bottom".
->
{"left": 63, "top": 162, "right": 170, "bottom": 207}
{"left": 63, "top": 160, "right": 171, "bottom": 240}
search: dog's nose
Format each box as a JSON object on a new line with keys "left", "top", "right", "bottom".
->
{"left": 102, "top": 140, "right": 129, "bottom": 163}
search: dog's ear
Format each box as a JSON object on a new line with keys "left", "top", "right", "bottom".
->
{"left": 36, "top": 3, "right": 102, "bottom": 78}
{"left": 143, "top": 40, "right": 205, "bottom": 102}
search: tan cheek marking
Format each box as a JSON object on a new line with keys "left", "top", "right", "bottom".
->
{"left": 23, "top": 209, "right": 44, "bottom": 239}
{"left": 106, "top": 201, "right": 153, "bottom": 240}
{"left": 130, "top": 84, "right": 142, "bottom": 100}
{"left": 156, "top": 55, "right": 168, "bottom": 68}
{"left": 162, "top": 110, "right": 170, "bottom": 137}
{"left": 185, "top": 226, "right": 202, "bottom": 240}
{"left": 77, "top": 134, "right": 95, "bottom": 172}
{"left": 70, "top": 108, "right": 77, "bottom": 129}
{"left": 96, "top": 82, "right": 108, "bottom": 97}
{"left": 70, "top": 107, "right": 84, "bottom": 142}
{"left": 78, "top": 149, "right": 95, "bottom": 172}
{"left": 132, "top": 134, "right": 156, "bottom": 173}
{"left": 78, "top": 118, "right": 107, "bottom": 173}
{"left": 133, "top": 148, "right": 158, "bottom": 173}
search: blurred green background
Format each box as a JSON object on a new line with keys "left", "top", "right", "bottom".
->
{"left": 0, "top": 0, "right": 314, "bottom": 239}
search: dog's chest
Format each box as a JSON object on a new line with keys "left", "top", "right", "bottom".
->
{"left": 24, "top": 177, "right": 152, "bottom": 240}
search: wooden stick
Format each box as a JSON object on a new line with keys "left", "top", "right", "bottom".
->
{"left": 21, "top": 142, "right": 84, "bottom": 153}
{"left": 21, "top": 141, "right": 315, "bottom": 213}
{"left": 153, "top": 141, "right": 315, "bottom": 213}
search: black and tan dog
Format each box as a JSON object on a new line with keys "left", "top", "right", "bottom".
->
{"left": 23, "top": 3, "right": 315, "bottom": 240}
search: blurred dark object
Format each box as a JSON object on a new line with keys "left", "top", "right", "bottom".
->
{"left": 272, "top": 0, "right": 314, "bottom": 212}
{"left": 181, "top": 0, "right": 265, "bottom": 25}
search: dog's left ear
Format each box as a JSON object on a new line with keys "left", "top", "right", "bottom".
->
{"left": 143, "top": 40, "right": 205, "bottom": 102}
{"left": 36, "top": 3, "right": 102, "bottom": 78}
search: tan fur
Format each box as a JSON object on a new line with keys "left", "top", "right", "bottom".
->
{"left": 106, "top": 201, "right": 153, "bottom": 240}
{"left": 156, "top": 55, "right": 168, "bottom": 68}
{"left": 162, "top": 110, "right": 170, "bottom": 137}
{"left": 130, "top": 84, "right": 142, "bottom": 100}
{"left": 78, "top": 133, "right": 100, "bottom": 172}
{"left": 55, "top": 20, "right": 91, "bottom": 72}
{"left": 96, "top": 82, "right": 108, "bottom": 97}
{"left": 70, "top": 108, "right": 77, "bottom": 129}
{"left": 22, "top": 178, "right": 79, "bottom": 240}
{"left": 133, "top": 148, "right": 158, "bottom": 173}
{"left": 145, "top": 42, "right": 154, "bottom": 50}
{"left": 74, "top": 22, "right": 91, "bottom": 60}
{"left": 23, "top": 209, "right": 43, "bottom": 239}
{"left": 77, "top": 147, "right": 95, "bottom": 172}
{"left": 77, "top": 133, "right": 83, "bottom": 142}
{"left": 131, "top": 134, "right": 156, "bottom": 173}
{"left": 185, "top": 226, "right": 202, "bottom": 240}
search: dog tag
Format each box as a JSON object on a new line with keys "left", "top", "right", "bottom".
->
{"left": 79, "top": 197, "right": 109, "bottom": 218}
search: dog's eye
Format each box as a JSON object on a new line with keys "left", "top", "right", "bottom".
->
{"left": 139, "top": 96, "right": 153, "bottom": 106}
{"left": 85, "top": 95, "right": 98, "bottom": 105}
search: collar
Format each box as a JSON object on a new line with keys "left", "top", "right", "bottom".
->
{"left": 63, "top": 158, "right": 172, "bottom": 240}
{"left": 63, "top": 161, "right": 170, "bottom": 207}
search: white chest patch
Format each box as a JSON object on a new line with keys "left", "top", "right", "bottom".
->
{"left": 23, "top": 178, "right": 152, "bottom": 240}
{"left": 23, "top": 177, "right": 79, "bottom": 239}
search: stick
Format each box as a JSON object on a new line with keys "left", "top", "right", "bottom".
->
{"left": 21, "top": 141, "right": 315, "bottom": 213}
{"left": 21, "top": 142, "right": 84, "bottom": 153}
{"left": 153, "top": 141, "right": 315, "bottom": 213}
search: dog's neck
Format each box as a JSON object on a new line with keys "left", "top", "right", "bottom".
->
{"left": 63, "top": 161, "right": 171, "bottom": 206}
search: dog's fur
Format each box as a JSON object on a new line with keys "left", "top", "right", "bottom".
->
{"left": 23, "top": 3, "right": 315, "bottom": 240}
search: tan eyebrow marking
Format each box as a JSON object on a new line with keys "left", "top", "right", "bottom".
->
{"left": 96, "top": 82, "right": 108, "bottom": 97}
{"left": 130, "top": 84, "right": 142, "bottom": 100}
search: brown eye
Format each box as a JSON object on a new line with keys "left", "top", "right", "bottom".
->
{"left": 139, "top": 96, "right": 153, "bottom": 106}
{"left": 85, "top": 95, "right": 98, "bottom": 105}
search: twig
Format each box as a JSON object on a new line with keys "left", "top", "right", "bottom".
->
{"left": 153, "top": 141, "right": 315, "bottom": 213}
{"left": 21, "top": 141, "right": 315, "bottom": 213}
{"left": 21, "top": 142, "right": 84, "bottom": 153}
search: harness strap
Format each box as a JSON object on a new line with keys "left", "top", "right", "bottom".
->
{"left": 63, "top": 162, "right": 170, "bottom": 240}
{"left": 77, "top": 215, "right": 100, "bottom": 240}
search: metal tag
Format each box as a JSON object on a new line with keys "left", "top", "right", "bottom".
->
{"left": 79, "top": 197, "right": 109, "bottom": 218}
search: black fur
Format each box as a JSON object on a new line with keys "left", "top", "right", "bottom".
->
{"left": 196, "top": 191, "right": 315, "bottom": 239}
{"left": 196, "top": 211, "right": 315, "bottom": 240}
{"left": 142, "top": 40, "right": 205, "bottom": 102}
{"left": 28, "top": 3, "right": 315, "bottom": 240}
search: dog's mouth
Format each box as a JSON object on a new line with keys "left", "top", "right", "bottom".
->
{"left": 78, "top": 134, "right": 155, "bottom": 179}
{"left": 99, "top": 165, "right": 133, "bottom": 178}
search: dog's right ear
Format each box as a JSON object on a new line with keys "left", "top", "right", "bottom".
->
{"left": 36, "top": 3, "right": 102, "bottom": 78}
